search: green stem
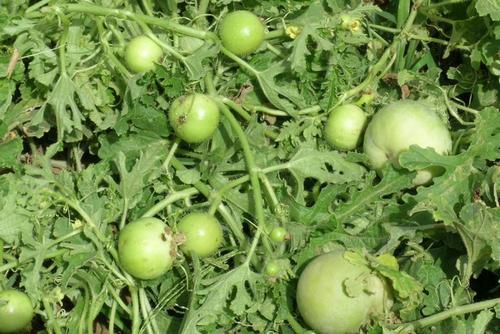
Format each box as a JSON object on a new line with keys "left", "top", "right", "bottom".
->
{"left": 106, "top": 283, "right": 131, "bottom": 315}
{"left": 396, "top": 298, "right": 500, "bottom": 331}
{"left": 139, "top": 288, "right": 155, "bottom": 334}
{"left": 42, "top": 298, "right": 63, "bottom": 334}
{"left": 130, "top": 287, "right": 141, "bottom": 334}
{"left": 46, "top": 229, "right": 82, "bottom": 248}
{"left": 217, "top": 102, "right": 271, "bottom": 262}
{"left": 425, "top": 0, "right": 467, "bottom": 9}
{"left": 286, "top": 312, "right": 307, "bottom": 333}
{"left": 26, "top": 0, "right": 50, "bottom": 13}
{"left": 204, "top": 72, "right": 269, "bottom": 261}
{"left": 61, "top": 3, "right": 208, "bottom": 39}
{"left": 259, "top": 173, "right": 280, "bottom": 212}
{"left": 0, "top": 249, "right": 67, "bottom": 273}
{"left": 163, "top": 139, "right": 180, "bottom": 172}
{"left": 108, "top": 301, "right": 117, "bottom": 334}
{"left": 179, "top": 255, "right": 201, "bottom": 334}
{"left": 265, "top": 29, "right": 286, "bottom": 40}
{"left": 141, "top": 188, "right": 199, "bottom": 218}
{"left": 120, "top": 197, "right": 129, "bottom": 230}
{"left": 140, "top": 0, "right": 153, "bottom": 16}
{"left": 248, "top": 104, "right": 321, "bottom": 117}
{"left": 368, "top": 23, "right": 399, "bottom": 34}
{"left": 141, "top": 289, "right": 160, "bottom": 333}
{"left": 219, "top": 46, "right": 259, "bottom": 76}
{"left": 221, "top": 98, "right": 280, "bottom": 139}
{"left": 96, "top": 20, "right": 131, "bottom": 78}
{"left": 266, "top": 42, "right": 285, "bottom": 57}
{"left": 450, "top": 101, "right": 479, "bottom": 115}
{"left": 198, "top": 0, "right": 210, "bottom": 16}
{"left": 217, "top": 97, "right": 251, "bottom": 121}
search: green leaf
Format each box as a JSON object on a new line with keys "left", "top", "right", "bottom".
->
{"left": 114, "top": 142, "right": 166, "bottom": 211}
{"left": 335, "top": 167, "right": 414, "bottom": 223}
{"left": 372, "top": 262, "right": 423, "bottom": 312}
{"left": 0, "top": 137, "right": 22, "bottom": 169}
{"left": 476, "top": 0, "right": 500, "bottom": 21}
{"left": 286, "top": 147, "right": 366, "bottom": 185}
{"left": 256, "top": 60, "right": 305, "bottom": 115}
{"left": 180, "top": 264, "right": 260, "bottom": 334}
{"left": 176, "top": 168, "right": 201, "bottom": 185}
{"left": 456, "top": 202, "right": 500, "bottom": 277}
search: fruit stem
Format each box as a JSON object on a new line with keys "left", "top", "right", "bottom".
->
{"left": 395, "top": 297, "right": 500, "bottom": 331}
{"left": 141, "top": 188, "right": 199, "bottom": 218}
{"left": 265, "top": 29, "right": 286, "bottom": 40}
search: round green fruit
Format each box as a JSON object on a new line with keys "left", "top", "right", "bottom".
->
{"left": 219, "top": 10, "right": 265, "bottom": 56}
{"left": 296, "top": 251, "right": 392, "bottom": 334}
{"left": 177, "top": 213, "right": 223, "bottom": 258}
{"left": 124, "top": 36, "right": 163, "bottom": 73}
{"left": 270, "top": 227, "right": 288, "bottom": 242}
{"left": 0, "top": 289, "right": 33, "bottom": 334}
{"left": 363, "top": 100, "right": 452, "bottom": 185}
{"left": 325, "top": 104, "right": 367, "bottom": 151}
{"left": 118, "top": 217, "right": 175, "bottom": 280}
{"left": 169, "top": 94, "right": 220, "bottom": 143}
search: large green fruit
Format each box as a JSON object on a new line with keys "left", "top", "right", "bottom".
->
{"left": 0, "top": 289, "right": 33, "bottom": 334}
{"left": 363, "top": 100, "right": 452, "bottom": 185}
{"left": 324, "top": 104, "right": 367, "bottom": 151}
{"left": 118, "top": 217, "right": 175, "bottom": 280}
{"left": 296, "top": 251, "right": 392, "bottom": 334}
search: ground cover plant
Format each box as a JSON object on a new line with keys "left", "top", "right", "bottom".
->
{"left": 0, "top": 0, "right": 499, "bottom": 333}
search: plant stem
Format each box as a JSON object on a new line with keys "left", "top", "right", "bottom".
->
{"left": 425, "top": 0, "right": 467, "bottom": 9}
{"left": 178, "top": 255, "right": 201, "bottom": 333}
{"left": 205, "top": 71, "right": 272, "bottom": 260}
{"left": 265, "top": 29, "right": 286, "bottom": 39}
{"left": 26, "top": 0, "right": 50, "bottom": 13}
{"left": 248, "top": 104, "right": 321, "bottom": 117}
{"left": 138, "top": 288, "right": 155, "bottom": 334}
{"left": 219, "top": 46, "right": 259, "bottom": 76}
{"left": 163, "top": 139, "right": 180, "bottom": 172}
{"left": 141, "top": 188, "right": 199, "bottom": 218}
{"left": 108, "top": 301, "right": 117, "bottom": 334}
{"left": 0, "top": 249, "right": 67, "bottom": 273}
{"left": 217, "top": 97, "right": 251, "bottom": 121}
{"left": 42, "top": 298, "right": 63, "bottom": 334}
{"left": 450, "top": 101, "right": 479, "bottom": 115}
{"left": 396, "top": 298, "right": 500, "bottom": 331}
{"left": 217, "top": 102, "right": 272, "bottom": 261}
{"left": 60, "top": 3, "right": 208, "bottom": 39}
{"left": 198, "top": 0, "right": 210, "bottom": 16}
{"left": 130, "top": 286, "right": 141, "bottom": 334}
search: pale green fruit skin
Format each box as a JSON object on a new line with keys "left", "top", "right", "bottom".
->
{"left": 178, "top": 213, "right": 224, "bottom": 258}
{"left": 169, "top": 94, "right": 220, "bottom": 143}
{"left": 124, "top": 36, "right": 163, "bottom": 73}
{"left": 363, "top": 100, "right": 452, "bottom": 185}
{"left": 325, "top": 104, "right": 367, "bottom": 151}
{"left": 219, "top": 10, "right": 265, "bottom": 56}
{"left": 118, "top": 217, "right": 175, "bottom": 280}
{"left": 296, "top": 251, "right": 392, "bottom": 334}
{"left": 0, "top": 289, "right": 33, "bottom": 334}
